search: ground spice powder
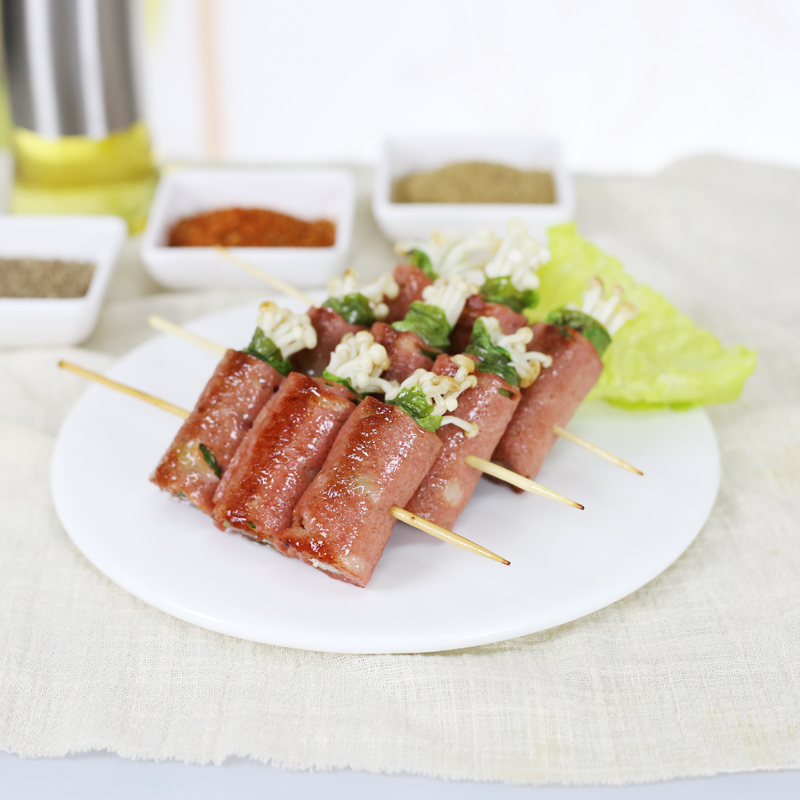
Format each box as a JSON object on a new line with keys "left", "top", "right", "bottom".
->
{"left": 393, "top": 161, "right": 555, "bottom": 204}
{"left": 168, "top": 207, "right": 336, "bottom": 248}
{"left": 0, "top": 258, "right": 95, "bottom": 298}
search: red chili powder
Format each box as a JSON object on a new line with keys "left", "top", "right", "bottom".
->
{"left": 168, "top": 207, "right": 336, "bottom": 248}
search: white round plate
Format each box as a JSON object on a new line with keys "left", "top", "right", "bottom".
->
{"left": 52, "top": 302, "right": 720, "bottom": 654}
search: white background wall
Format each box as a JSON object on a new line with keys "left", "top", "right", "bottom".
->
{"left": 142, "top": 0, "right": 800, "bottom": 174}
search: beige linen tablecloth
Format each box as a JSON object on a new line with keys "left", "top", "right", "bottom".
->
{"left": 1, "top": 156, "right": 797, "bottom": 784}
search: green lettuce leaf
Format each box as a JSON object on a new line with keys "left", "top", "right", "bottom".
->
{"left": 243, "top": 328, "right": 292, "bottom": 376}
{"left": 392, "top": 302, "right": 452, "bottom": 350}
{"left": 480, "top": 276, "right": 539, "bottom": 313}
{"left": 527, "top": 223, "right": 757, "bottom": 409}
{"left": 323, "top": 293, "right": 376, "bottom": 326}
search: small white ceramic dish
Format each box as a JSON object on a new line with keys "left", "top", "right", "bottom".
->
{"left": 52, "top": 300, "right": 720, "bottom": 655}
{"left": 372, "top": 135, "right": 574, "bottom": 242}
{"left": 0, "top": 215, "right": 127, "bottom": 348}
{"left": 141, "top": 168, "right": 356, "bottom": 290}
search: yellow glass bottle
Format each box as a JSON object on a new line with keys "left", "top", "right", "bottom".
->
{"left": 3, "top": 0, "right": 158, "bottom": 232}
{"left": 11, "top": 121, "right": 158, "bottom": 233}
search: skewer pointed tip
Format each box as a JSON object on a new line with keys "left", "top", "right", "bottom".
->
{"left": 390, "top": 506, "right": 509, "bottom": 565}
{"left": 553, "top": 425, "right": 643, "bottom": 477}
{"left": 465, "top": 455, "right": 584, "bottom": 510}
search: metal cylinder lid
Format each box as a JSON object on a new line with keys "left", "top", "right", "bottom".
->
{"left": 2, "top": 0, "right": 140, "bottom": 139}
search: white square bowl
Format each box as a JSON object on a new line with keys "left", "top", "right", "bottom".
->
{"left": 372, "top": 135, "right": 574, "bottom": 242}
{"left": 0, "top": 216, "right": 127, "bottom": 348}
{"left": 141, "top": 167, "right": 356, "bottom": 289}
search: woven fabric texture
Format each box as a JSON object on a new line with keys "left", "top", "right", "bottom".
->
{"left": 0, "top": 157, "right": 797, "bottom": 784}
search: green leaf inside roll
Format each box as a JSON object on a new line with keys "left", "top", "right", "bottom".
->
{"left": 321, "top": 370, "right": 358, "bottom": 396}
{"left": 392, "top": 302, "right": 452, "bottom": 350}
{"left": 322, "top": 293, "right": 376, "bottom": 326}
{"left": 198, "top": 443, "right": 222, "bottom": 478}
{"left": 465, "top": 317, "right": 520, "bottom": 386}
{"left": 242, "top": 328, "right": 293, "bottom": 375}
{"left": 545, "top": 308, "right": 611, "bottom": 358}
{"left": 479, "top": 276, "right": 539, "bottom": 313}
{"left": 386, "top": 384, "right": 442, "bottom": 433}
{"left": 406, "top": 249, "right": 437, "bottom": 280}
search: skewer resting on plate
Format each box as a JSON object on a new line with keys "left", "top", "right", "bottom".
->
{"left": 57, "top": 360, "right": 510, "bottom": 566}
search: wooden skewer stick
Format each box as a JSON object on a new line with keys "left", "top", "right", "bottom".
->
{"left": 214, "top": 245, "right": 320, "bottom": 308}
{"left": 390, "top": 506, "right": 510, "bottom": 565}
{"left": 59, "top": 361, "right": 190, "bottom": 419}
{"left": 148, "top": 315, "right": 227, "bottom": 356}
{"left": 553, "top": 425, "right": 643, "bottom": 476}
{"left": 465, "top": 455, "right": 584, "bottom": 510}
{"left": 58, "top": 360, "right": 510, "bottom": 566}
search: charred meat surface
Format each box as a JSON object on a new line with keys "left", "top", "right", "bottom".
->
{"left": 492, "top": 322, "right": 603, "bottom": 485}
{"left": 279, "top": 396, "right": 441, "bottom": 587}
{"left": 151, "top": 350, "right": 283, "bottom": 513}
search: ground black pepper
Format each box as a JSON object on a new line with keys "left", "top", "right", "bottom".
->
{"left": 393, "top": 161, "right": 555, "bottom": 204}
{"left": 0, "top": 258, "right": 95, "bottom": 298}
